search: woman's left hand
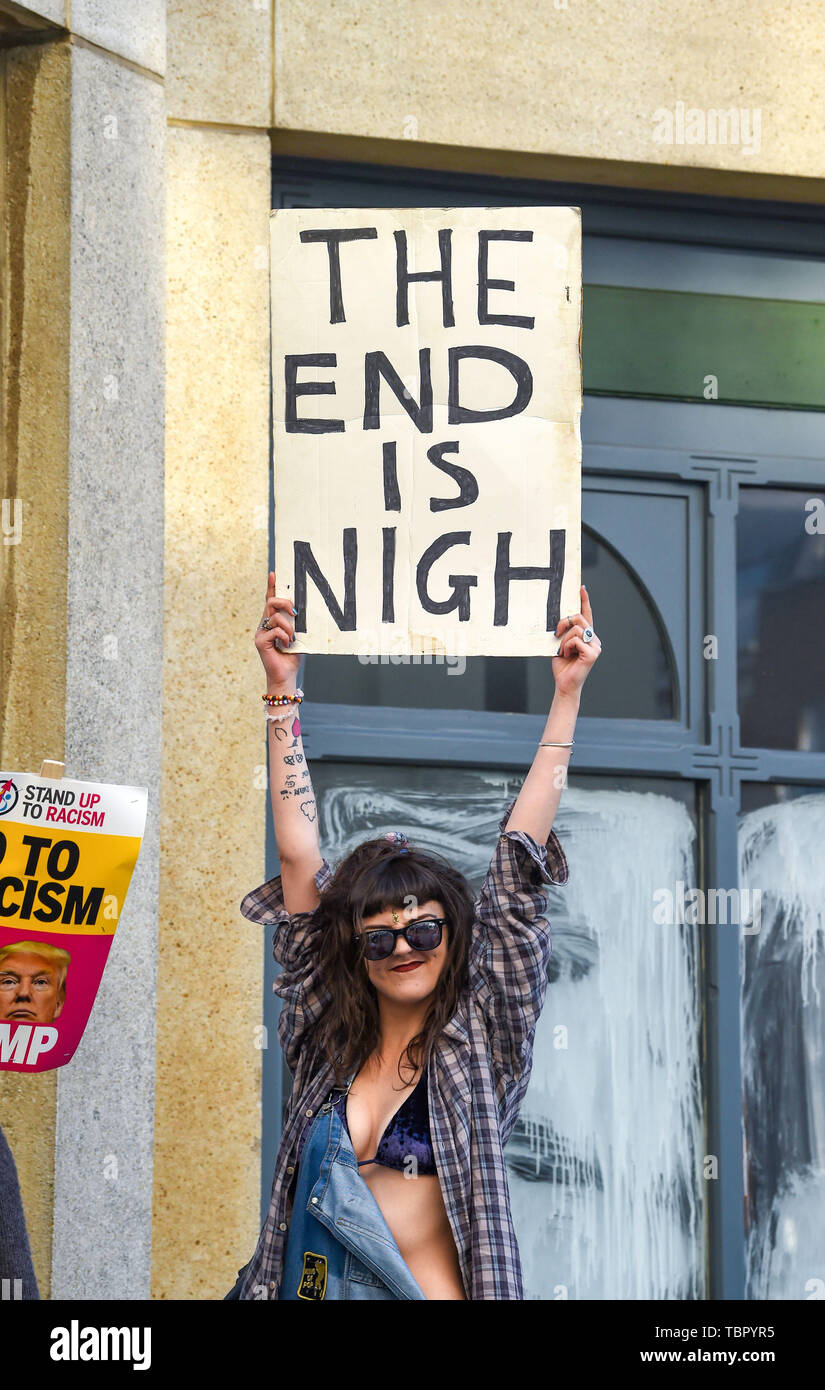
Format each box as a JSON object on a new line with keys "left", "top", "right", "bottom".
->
{"left": 552, "top": 585, "right": 602, "bottom": 698}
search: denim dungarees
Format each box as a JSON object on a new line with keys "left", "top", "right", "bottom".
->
{"left": 279, "top": 1082, "right": 427, "bottom": 1302}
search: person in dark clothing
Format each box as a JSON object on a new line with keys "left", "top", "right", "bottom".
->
{"left": 0, "top": 1123, "right": 40, "bottom": 1299}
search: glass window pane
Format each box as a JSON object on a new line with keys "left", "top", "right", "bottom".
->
{"left": 737, "top": 487, "right": 825, "bottom": 751}
{"left": 304, "top": 761, "right": 704, "bottom": 1298}
{"left": 738, "top": 782, "right": 825, "bottom": 1298}
{"left": 299, "top": 529, "right": 674, "bottom": 718}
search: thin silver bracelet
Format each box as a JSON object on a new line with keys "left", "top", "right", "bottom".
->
{"left": 538, "top": 740, "right": 574, "bottom": 747}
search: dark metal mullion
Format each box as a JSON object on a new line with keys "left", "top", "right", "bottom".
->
{"left": 736, "top": 751, "right": 825, "bottom": 784}
{"left": 585, "top": 448, "right": 825, "bottom": 492}
{"left": 583, "top": 399, "right": 825, "bottom": 480}
{"left": 304, "top": 702, "right": 692, "bottom": 741}
{"left": 302, "top": 708, "right": 703, "bottom": 767}
{"left": 689, "top": 481, "right": 709, "bottom": 742}
{"left": 305, "top": 706, "right": 825, "bottom": 788}
{"left": 702, "top": 474, "right": 747, "bottom": 1301}
{"left": 304, "top": 708, "right": 695, "bottom": 771}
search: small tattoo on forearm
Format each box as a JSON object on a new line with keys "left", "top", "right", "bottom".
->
{"left": 300, "top": 801, "right": 317, "bottom": 822}
{"left": 280, "top": 782, "right": 311, "bottom": 800}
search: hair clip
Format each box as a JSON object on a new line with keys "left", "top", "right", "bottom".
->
{"left": 384, "top": 830, "right": 409, "bottom": 853}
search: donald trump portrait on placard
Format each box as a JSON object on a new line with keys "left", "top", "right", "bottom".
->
{"left": 0, "top": 941, "right": 71, "bottom": 1024}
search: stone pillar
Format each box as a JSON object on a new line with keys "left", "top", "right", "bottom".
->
{"left": 153, "top": 1, "right": 272, "bottom": 1298}
{"left": 1, "top": 10, "right": 166, "bottom": 1299}
{"left": 52, "top": 32, "right": 166, "bottom": 1300}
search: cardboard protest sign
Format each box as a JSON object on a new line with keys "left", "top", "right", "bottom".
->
{"left": 0, "top": 772, "right": 147, "bottom": 1072}
{"left": 270, "top": 205, "right": 582, "bottom": 659}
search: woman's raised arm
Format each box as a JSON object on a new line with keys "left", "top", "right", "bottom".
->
{"left": 503, "top": 585, "right": 601, "bottom": 841}
{"left": 254, "top": 570, "right": 323, "bottom": 913}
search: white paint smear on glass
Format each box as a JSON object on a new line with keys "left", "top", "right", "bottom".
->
{"left": 507, "top": 788, "right": 705, "bottom": 1299}
{"left": 739, "top": 794, "right": 825, "bottom": 1300}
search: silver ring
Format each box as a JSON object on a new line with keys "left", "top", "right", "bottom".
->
{"left": 261, "top": 615, "right": 271, "bottom": 631}
{"left": 582, "top": 626, "right": 594, "bottom": 643}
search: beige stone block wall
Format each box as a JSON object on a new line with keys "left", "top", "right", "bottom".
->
{"left": 272, "top": 0, "right": 825, "bottom": 195}
{"left": 167, "top": 0, "right": 272, "bottom": 126}
{"left": 70, "top": 0, "right": 166, "bottom": 74}
{"left": 0, "top": 39, "right": 72, "bottom": 1300}
{"left": 153, "top": 123, "right": 271, "bottom": 1299}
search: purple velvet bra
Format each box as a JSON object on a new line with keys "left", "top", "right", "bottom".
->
{"left": 297, "top": 1069, "right": 437, "bottom": 1176}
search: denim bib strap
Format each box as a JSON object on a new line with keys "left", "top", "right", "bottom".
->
{"left": 280, "top": 1097, "right": 426, "bottom": 1301}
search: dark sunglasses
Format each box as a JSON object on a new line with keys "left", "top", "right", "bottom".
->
{"left": 356, "top": 917, "right": 447, "bottom": 962}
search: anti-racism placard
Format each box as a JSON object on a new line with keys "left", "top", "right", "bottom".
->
{"left": 270, "top": 205, "right": 582, "bottom": 658}
{"left": 0, "top": 772, "right": 147, "bottom": 1072}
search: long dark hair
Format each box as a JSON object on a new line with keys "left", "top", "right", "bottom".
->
{"left": 314, "top": 836, "right": 475, "bottom": 1088}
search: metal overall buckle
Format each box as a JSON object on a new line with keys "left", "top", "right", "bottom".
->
{"left": 320, "top": 1074, "right": 355, "bottom": 1115}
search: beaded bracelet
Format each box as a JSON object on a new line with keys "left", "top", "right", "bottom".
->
{"left": 265, "top": 708, "right": 297, "bottom": 723}
{"left": 262, "top": 688, "right": 304, "bottom": 706}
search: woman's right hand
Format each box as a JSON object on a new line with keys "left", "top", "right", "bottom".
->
{"left": 254, "top": 571, "right": 301, "bottom": 689}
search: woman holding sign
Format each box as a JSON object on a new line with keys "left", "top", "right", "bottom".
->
{"left": 227, "top": 571, "right": 601, "bottom": 1301}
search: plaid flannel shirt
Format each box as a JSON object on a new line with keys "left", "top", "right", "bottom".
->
{"left": 236, "top": 796, "right": 569, "bottom": 1301}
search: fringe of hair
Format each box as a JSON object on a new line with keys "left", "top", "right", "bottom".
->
{"left": 312, "top": 837, "right": 475, "bottom": 1089}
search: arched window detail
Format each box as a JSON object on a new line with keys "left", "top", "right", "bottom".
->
{"left": 564, "top": 524, "right": 677, "bottom": 721}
